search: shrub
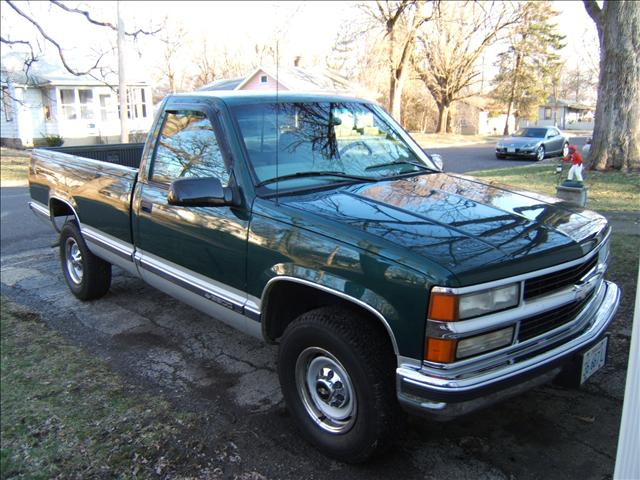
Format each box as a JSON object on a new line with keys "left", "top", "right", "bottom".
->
{"left": 43, "top": 134, "right": 64, "bottom": 147}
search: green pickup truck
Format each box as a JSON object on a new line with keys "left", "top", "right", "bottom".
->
{"left": 28, "top": 92, "right": 620, "bottom": 462}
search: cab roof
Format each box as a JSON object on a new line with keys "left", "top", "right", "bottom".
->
{"left": 170, "top": 90, "right": 372, "bottom": 106}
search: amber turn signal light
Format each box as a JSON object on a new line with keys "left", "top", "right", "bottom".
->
{"left": 428, "top": 292, "right": 458, "bottom": 321}
{"left": 425, "top": 337, "right": 457, "bottom": 363}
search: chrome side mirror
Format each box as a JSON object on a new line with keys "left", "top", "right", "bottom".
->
{"left": 430, "top": 153, "right": 444, "bottom": 171}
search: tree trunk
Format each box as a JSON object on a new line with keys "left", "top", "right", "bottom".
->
{"left": 585, "top": 0, "right": 640, "bottom": 171}
{"left": 391, "top": 74, "right": 404, "bottom": 120}
{"left": 503, "top": 53, "right": 522, "bottom": 136}
{"left": 436, "top": 104, "right": 449, "bottom": 134}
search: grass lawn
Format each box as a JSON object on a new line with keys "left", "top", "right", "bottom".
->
{"left": 0, "top": 148, "right": 30, "bottom": 184}
{"left": 0, "top": 299, "right": 213, "bottom": 479}
{"left": 468, "top": 164, "right": 640, "bottom": 212}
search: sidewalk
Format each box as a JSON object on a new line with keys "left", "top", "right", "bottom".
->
{"left": 603, "top": 211, "right": 640, "bottom": 236}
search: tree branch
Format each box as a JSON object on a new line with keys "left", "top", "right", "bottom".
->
{"left": 50, "top": 0, "right": 161, "bottom": 39}
{"left": 6, "top": 0, "right": 106, "bottom": 76}
{"left": 583, "top": 0, "right": 602, "bottom": 27}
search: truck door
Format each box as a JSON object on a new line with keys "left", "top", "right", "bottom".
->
{"left": 132, "top": 106, "right": 252, "bottom": 330}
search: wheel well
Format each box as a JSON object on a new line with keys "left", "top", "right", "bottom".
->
{"left": 49, "top": 198, "right": 79, "bottom": 231}
{"left": 262, "top": 280, "right": 397, "bottom": 354}
{"left": 49, "top": 198, "right": 78, "bottom": 220}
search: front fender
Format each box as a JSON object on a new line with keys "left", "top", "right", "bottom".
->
{"left": 247, "top": 213, "right": 431, "bottom": 359}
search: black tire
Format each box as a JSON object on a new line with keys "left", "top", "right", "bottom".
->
{"left": 59, "top": 222, "right": 111, "bottom": 300}
{"left": 496, "top": 153, "right": 506, "bottom": 159}
{"left": 278, "top": 306, "right": 402, "bottom": 463}
{"left": 536, "top": 145, "right": 545, "bottom": 161}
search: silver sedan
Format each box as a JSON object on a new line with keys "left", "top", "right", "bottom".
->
{"left": 496, "top": 127, "right": 569, "bottom": 161}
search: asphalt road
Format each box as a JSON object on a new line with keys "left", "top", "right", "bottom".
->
{"left": 1, "top": 186, "right": 52, "bottom": 255}
{"left": 430, "top": 135, "right": 588, "bottom": 173}
{"left": 1, "top": 135, "right": 625, "bottom": 479}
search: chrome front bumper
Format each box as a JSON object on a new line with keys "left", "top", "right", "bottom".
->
{"left": 396, "top": 280, "right": 620, "bottom": 419}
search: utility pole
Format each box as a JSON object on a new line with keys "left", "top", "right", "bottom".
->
{"left": 117, "top": 1, "right": 128, "bottom": 143}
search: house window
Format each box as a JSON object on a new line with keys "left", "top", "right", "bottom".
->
{"left": 60, "top": 89, "right": 77, "bottom": 120}
{"left": 260, "top": 75, "right": 268, "bottom": 84}
{"left": 60, "top": 88, "right": 97, "bottom": 120}
{"left": 544, "top": 107, "right": 552, "bottom": 120}
{"left": 1, "top": 87, "right": 13, "bottom": 121}
{"left": 121, "top": 87, "right": 147, "bottom": 119}
{"left": 79, "top": 89, "right": 94, "bottom": 120}
{"left": 99, "top": 93, "right": 117, "bottom": 121}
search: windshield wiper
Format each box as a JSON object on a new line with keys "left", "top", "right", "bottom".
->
{"left": 256, "top": 171, "right": 378, "bottom": 187}
{"left": 365, "top": 160, "right": 433, "bottom": 172}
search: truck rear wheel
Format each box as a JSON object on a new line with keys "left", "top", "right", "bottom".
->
{"left": 60, "top": 222, "right": 111, "bottom": 300}
{"left": 277, "top": 306, "right": 402, "bottom": 463}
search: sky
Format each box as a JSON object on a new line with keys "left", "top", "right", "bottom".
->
{"left": 1, "top": 1, "right": 599, "bottom": 85}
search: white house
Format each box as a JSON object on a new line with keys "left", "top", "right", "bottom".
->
{"left": 524, "top": 98, "right": 595, "bottom": 131}
{"left": 454, "top": 96, "right": 515, "bottom": 135}
{"left": 1, "top": 57, "right": 153, "bottom": 147}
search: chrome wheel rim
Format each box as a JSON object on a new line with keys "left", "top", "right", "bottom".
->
{"left": 295, "top": 347, "right": 357, "bottom": 434}
{"left": 537, "top": 146, "right": 544, "bottom": 161}
{"left": 65, "top": 238, "right": 83, "bottom": 284}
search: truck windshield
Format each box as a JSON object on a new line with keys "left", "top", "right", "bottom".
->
{"left": 230, "top": 101, "right": 436, "bottom": 190}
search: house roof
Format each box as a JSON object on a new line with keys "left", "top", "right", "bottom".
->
{"left": 1, "top": 53, "right": 149, "bottom": 87}
{"left": 198, "top": 77, "right": 244, "bottom": 91}
{"left": 543, "top": 97, "right": 594, "bottom": 110}
{"left": 459, "top": 95, "right": 503, "bottom": 112}
{"left": 198, "top": 65, "right": 355, "bottom": 95}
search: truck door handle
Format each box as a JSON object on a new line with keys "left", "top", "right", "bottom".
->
{"left": 140, "top": 201, "right": 153, "bottom": 213}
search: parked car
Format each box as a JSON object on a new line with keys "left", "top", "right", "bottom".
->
{"left": 496, "top": 127, "right": 569, "bottom": 161}
{"left": 28, "top": 92, "right": 619, "bottom": 463}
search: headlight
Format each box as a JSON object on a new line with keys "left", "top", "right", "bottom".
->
{"left": 428, "top": 283, "right": 520, "bottom": 321}
{"left": 457, "top": 326, "right": 514, "bottom": 359}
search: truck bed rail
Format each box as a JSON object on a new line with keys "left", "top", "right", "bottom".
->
{"left": 42, "top": 143, "right": 144, "bottom": 169}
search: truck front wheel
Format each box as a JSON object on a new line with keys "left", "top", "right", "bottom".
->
{"left": 277, "top": 306, "right": 402, "bottom": 463}
{"left": 60, "top": 222, "right": 111, "bottom": 300}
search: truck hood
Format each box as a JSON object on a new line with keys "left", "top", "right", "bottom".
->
{"left": 280, "top": 173, "right": 608, "bottom": 284}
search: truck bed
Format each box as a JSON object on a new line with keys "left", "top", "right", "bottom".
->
{"left": 29, "top": 143, "right": 143, "bottom": 247}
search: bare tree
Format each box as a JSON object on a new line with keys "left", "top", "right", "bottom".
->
{"left": 490, "top": 1, "right": 564, "bottom": 135}
{"left": 156, "top": 21, "right": 188, "bottom": 94}
{"left": 363, "top": 1, "right": 434, "bottom": 122}
{"left": 2, "top": 0, "right": 159, "bottom": 79}
{"left": 583, "top": 0, "right": 639, "bottom": 171}
{"left": 413, "top": 1, "right": 520, "bottom": 134}
{"left": 2, "top": 0, "right": 160, "bottom": 142}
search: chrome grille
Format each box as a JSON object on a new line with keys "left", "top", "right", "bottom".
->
{"left": 523, "top": 255, "right": 599, "bottom": 300}
{"left": 518, "top": 288, "right": 597, "bottom": 342}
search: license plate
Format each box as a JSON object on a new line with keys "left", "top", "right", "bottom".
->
{"left": 580, "top": 337, "right": 608, "bottom": 384}
{"left": 507, "top": 147, "right": 516, "bottom": 153}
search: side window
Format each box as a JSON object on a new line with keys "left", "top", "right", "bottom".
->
{"left": 151, "top": 110, "right": 230, "bottom": 186}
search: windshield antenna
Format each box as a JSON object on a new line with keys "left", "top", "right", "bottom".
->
{"left": 275, "top": 40, "right": 279, "bottom": 205}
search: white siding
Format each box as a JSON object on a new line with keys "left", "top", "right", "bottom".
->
{"left": 0, "top": 83, "right": 20, "bottom": 141}
{"left": 25, "top": 88, "right": 46, "bottom": 143}
{"left": 614, "top": 269, "right": 640, "bottom": 479}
